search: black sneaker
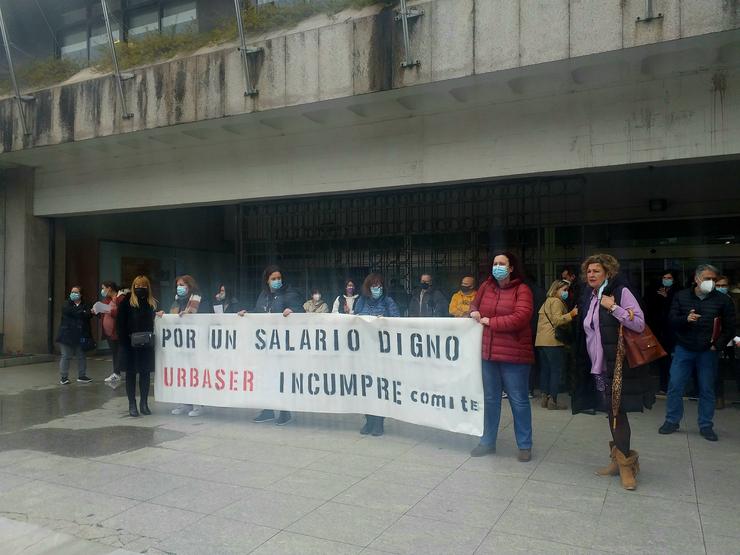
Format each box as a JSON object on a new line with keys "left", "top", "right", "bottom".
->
{"left": 59, "top": 377, "right": 70, "bottom": 385}
{"left": 658, "top": 421, "right": 680, "bottom": 434}
{"left": 700, "top": 427, "right": 718, "bottom": 442}
{"left": 77, "top": 376, "right": 93, "bottom": 384}
{"left": 275, "top": 411, "right": 292, "bottom": 426}
{"left": 253, "top": 409, "right": 275, "bottom": 423}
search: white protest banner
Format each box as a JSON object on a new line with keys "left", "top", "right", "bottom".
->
{"left": 154, "top": 313, "right": 484, "bottom": 435}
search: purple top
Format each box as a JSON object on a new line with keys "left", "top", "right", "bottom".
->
{"left": 584, "top": 287, "right": 645, "bottom": 375}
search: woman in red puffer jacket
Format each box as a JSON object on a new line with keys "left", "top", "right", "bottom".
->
{"left": 469, "top": 251, "right": 534, "bottom": 462}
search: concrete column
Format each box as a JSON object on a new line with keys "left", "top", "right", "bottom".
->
{"left": 2, "top": 167, "right": 50, "bottom": 354}
{"left": 0, "top": 184, "right": 5, "bottom": 351}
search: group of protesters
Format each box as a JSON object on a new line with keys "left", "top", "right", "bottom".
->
{"left": 56, "top": 252, "right": 738, "bottom": 491}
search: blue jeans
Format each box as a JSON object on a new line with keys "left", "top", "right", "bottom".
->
{"left": 538, "top": 346, "right": 564, "bottom": 399}
{"left": 666, "top": 345, "right": 718, "bottom": 429}
{"left": 480, "top": 360, "right": 532, "bottom": 449}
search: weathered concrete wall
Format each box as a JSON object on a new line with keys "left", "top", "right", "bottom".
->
{"left": 2, "top": 168, "right": 49, "bottom": 353}
{"left": 0, "top": 0, "right": 738, "bottom": 153}
{"left": 30, "top": 62, "right": 740, "bottom": 216}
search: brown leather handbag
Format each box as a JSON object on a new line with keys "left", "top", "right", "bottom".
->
{"left": 622, "top": 309, "right": 668, "bottom": 368}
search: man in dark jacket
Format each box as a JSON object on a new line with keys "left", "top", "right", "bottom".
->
{"left": 659, "top": 264, "right": 736, "bottom": 441}
{"left": 643, "top": 270, "right": 680, "bottom": 393}
{"left": 408, "top": 273, "right": 448, "bottom": 317}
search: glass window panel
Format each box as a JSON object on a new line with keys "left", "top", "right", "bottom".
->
{"left": 59, "top": 0, "right": 87, "bottom": 27}
{"left": 161, "top": 1, "right": 197, "bottom": 35}
{"left": 128, "top": 8, "right": 160, "bottom": 38}
{"left": 60, "top": 28, "right": 88, "bottom": 63}
{"left": 89, "top": 24, "right": 120, "bottom": 61}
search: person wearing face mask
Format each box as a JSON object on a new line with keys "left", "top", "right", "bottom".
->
{"left": 354, "top": 272, "right": 401, "bottom": 436}
{"left": 448, "top": 275, "right": 477, "bottom": 317}
{"left": 212, "top": 284, "right": 242, "bottom": 314}
{"left": 304, "top": 289, "right": 330, "bottom": 313}
{"left": 332, "top": 280, "right": 359, "bottom": 314}
{"left": 660, "top": 264, "right": 736, "bottom": 442}
{"left": 160, "top": 274, "right": 204, "bottom": 417}
{"left": 711, "top": 275, "right": 734, "bottom": 410}
{"left": 535, "top": 280, "right": 578, "bottom": 410}
{"left": 94, "top": 281, "right": 124, "bottom": 385}
{"left": 643, "top": 270, "right": 679, "bottom": 394}
{"left": 251, "top": 265, "right": 305, "bottom": 425}
{"left": 408, "top": 273, "right": 448, "bottom": 318}
{"left": 56, "top": 286, "right": 94, "bottom": 385}
{"left": 469, "top": 252, "right": 534, "bottom": 462}
{"left": 571, "top": 254, "right": 651, "bottom": 490}
{"left": 117, "top": 276, "right": 158, "bottom": 417}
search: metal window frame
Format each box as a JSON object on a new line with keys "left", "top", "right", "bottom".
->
{"left": 636, "top": 0, "right": 663, "bottom": 23}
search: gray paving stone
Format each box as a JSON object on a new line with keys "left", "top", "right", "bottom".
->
{"left": 252, "top": 530, "right": 363, "bottom": 555}
{"left": 288, "top": 501, "right": 400, "bottom": 547}
{"left": 699, "top": 502, "right": 740, "bottom": 540}
{"left": 370, "top": 514, "right": 490, "bottom": 555}
{"left": 99, "top": 502, "right": 203, "bottom": 540}
{"left": 267, "top": 468, "right": 360, "bottom": 501}
{"left": 149, "top": 479, "right": 251, "bottom": 514}
{"left": 334, "top": 476, "right": 430, "bottom": 513}
{"left": 407, "top": 489, "right": 509, "bottom": 528}
{"left": 493, "top": 504, "right": 599, "bottom": 548}
{"left": 89, "top": 468, "right": 187, "bottom": 501}
{"left": 369, "top": 459, "right": 453, "bottom": 489}
{"left": 306, "top": 452, "right": 390, "bottom": 478}
{"left": 435, "top": 469, "right": 526, "bottom": 501}
{"left": 476, "top": 531, "right": 607, "bottom": 555}
{"left": 152, "top": 515, "right": 278, "bottom": 554}
{"left": 529, "top": 460, "right": 611, "bottom": 490}
{"left": 216, "top": 488, "right": 323, "bottom": 528}
{"left": 512, "top": 480, "right": 607, "bottom": 515}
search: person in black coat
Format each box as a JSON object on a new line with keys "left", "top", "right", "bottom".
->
{"left": 408, "top": 273, "right": 448, "bottom": 317}
{"left": 248, "top": 265, "right": 304, "bottom": 426}
{"left": 643, "top": 270, "right": 679, "bottom": 393}
{"left": 117, "top": 276, "right": 157, "bottom": 417}
{"left": 212, "top": 283, "right": 242, "bottom": 314}
{"left": 56, "top": 285, "right": 93, "bottom": 385}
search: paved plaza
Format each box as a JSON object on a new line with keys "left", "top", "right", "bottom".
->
{"left": 1, "top": 359, "right": 739, "bottom": 555}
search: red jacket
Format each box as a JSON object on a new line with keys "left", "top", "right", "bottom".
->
{"left": 471, "top": 277, "right": 534, "bottom": 364}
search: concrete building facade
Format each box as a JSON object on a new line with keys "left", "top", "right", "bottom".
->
{"left": 0, "top": 0, "right": 739, "bottom": 353}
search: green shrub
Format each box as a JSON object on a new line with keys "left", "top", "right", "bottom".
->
{"left": 0, "top": 57, "right": 82, "bottom": 96}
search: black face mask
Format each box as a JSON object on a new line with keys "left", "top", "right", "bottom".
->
{"left": 135, "top": 288, "right": 148, "bottom": 299}
{"left": 460, "top": 286, "right": 472, "bottom": 293}
{"left": 421, "top": 282, "right": 431, "bottom": 290}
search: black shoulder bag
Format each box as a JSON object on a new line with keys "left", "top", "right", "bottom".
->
{"left": 544, "top": 303, "right": 573, "bottom": 345}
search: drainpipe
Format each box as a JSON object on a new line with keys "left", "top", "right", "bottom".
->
{"left": 47, "top": 219, "right": 55, "bottom": 354}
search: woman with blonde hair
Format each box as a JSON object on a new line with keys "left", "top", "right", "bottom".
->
{"left": 572, "top": 254, "right": 653, "bottom": 490}
{"left": 535, "top": 279, "right": 577, "bottom": 409}
{"left": 117, "top": 276, "right": 158, "bottom": 417}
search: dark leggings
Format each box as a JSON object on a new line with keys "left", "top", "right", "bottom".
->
{"left": 125, "top": 370, "right": 151, "bottom": 403}
{"left": 608, "top": 408, "right": 631, "bottom": 455}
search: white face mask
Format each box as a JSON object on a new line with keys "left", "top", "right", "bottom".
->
{"left": 699, "top": 280, "right": 715, "bottom": 294}
{"left": 312, "top": 294, "right": 321, "bottom": 302}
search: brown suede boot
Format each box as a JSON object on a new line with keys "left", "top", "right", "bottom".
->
{"left": 595, "top": 442, "right": 619, "bottom": 477}
{"left": 614, "top": 448, "right": 640, "bottom": 491}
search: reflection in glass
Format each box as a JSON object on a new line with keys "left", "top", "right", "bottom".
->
{"left": 161, "top": 1, "right": 197, "bottom": 35}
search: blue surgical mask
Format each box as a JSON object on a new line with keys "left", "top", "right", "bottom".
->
{"left": 662, "top": 278, "right": 674, "bottom": 288}
{"left": 70, "top": 292, "right": 81, "bottom": 302}
{"left": 492, "top": 265, "right": 510, "bottom": 281}
{"left": 270, "top": 279, "right": 283, "bottom": 291}
{"left": 560, "top": 291, "right": 569, "bottom": 301}
{"left": 371, "top": 286, "right": 383, "bottom": 299}
{"left": 176, "top": 285, "right": 187, "bottom": 298}
{"left": 717, "top": 286, "right": 729, "bottom": 295}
